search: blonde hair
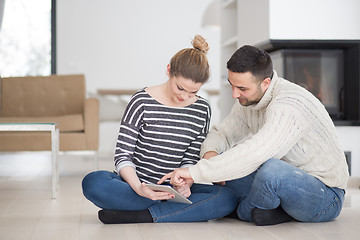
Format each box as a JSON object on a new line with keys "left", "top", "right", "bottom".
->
{"left": 169, "top": 35, "right": 210, "bottom": 84}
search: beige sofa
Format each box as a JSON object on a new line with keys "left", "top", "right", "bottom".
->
{"left": 0, "top": 74, "right": 99, "bottom": 152}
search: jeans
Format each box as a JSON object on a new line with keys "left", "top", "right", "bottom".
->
{"left": 225, "top": 158, "right": 345, "bottom": 222}
{"left": 82, "top": 170, "right": 237, "bottom": 223}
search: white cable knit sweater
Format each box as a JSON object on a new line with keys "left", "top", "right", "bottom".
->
{"left": 189, "top": 71, "right": 349, "bottom": 189}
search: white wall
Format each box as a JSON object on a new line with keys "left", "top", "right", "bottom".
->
{"left": 237, "top": 0, "right": 360, "bottom": 47}
{"left": 57, "top": 0, "right": 222, "bottom": 155}
{"left": 57, "top": 0, "right": 220, "bottom": 93}
{"left": 236, "top": 0, "right": 270, "bottom": 47}
{"left": 269, "top": 0, "right": 360, "bottom": 40}
{"left": 336, "top": 127, "right": 360, "bottom": 177}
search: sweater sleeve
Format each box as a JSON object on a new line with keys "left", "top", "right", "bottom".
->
{"left": 181, "top": 100, "right": 212, "bottom": 168}
{"left": 114, "top": 93, "right": 144, "bottom": 173}
{"left": 200, "top": 102, "right": 251, "bottom": 157}
{"left": 190, "top": 102, "right": 310, "bottom": 183}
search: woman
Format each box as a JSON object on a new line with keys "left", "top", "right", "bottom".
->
{"left": 82, "top": 35, "right": 237, "bottom": 224}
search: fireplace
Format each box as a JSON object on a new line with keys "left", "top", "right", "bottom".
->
{"left": 271, "top": 49, "right": 344, "bottom": 120}
{"left": 258, "top": 40, "right": 360, "bottom": 126}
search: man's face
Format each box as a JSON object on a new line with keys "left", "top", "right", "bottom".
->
{"left": 228, "top": 71, "right": 270, "bottom": 106}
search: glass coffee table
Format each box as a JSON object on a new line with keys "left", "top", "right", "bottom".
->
{"left": 0, "top": 122, "right": 59, "bottom": 199}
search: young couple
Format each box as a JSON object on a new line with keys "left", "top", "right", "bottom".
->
{"left": 82, "top": 36, "right": 348, "bottom": 226}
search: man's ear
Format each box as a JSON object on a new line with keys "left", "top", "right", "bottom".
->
{"left": 262, "top": 77, "right": 271, "bottom": 91}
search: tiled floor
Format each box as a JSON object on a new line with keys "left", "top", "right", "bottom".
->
{"left": 0, "top": 152, "right": 359, "bottom": 240}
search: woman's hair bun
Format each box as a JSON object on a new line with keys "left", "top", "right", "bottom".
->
{"left": 192, "top": 35, "right": 209, "bottom": 54}
{"left": 169, "top": 34, "right": 210, "bottom": 83}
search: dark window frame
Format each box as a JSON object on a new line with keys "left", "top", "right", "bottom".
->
{"left": 51, "top": 0, "right": 56, "bottom": 74}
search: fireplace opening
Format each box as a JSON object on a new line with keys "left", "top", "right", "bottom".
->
{"left": 271, "top": 49, "right": 344, "bottom": 120}
{"left": 259, "top": 40, "right": 360, "bottom": 126}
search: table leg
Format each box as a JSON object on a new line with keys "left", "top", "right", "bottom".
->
{"left": 51, "top": 126, "right": 59, "bottom": 199}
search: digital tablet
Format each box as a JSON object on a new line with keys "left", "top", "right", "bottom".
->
{"left": 145, "top": 184, "right": 193, "bottom": 204}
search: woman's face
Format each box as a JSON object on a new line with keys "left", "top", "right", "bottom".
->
{"left": 168, "top": 75, "right": 203, "bottom": 104}
{"left": 166, "top": 64, "right": 203, "bottom": 105}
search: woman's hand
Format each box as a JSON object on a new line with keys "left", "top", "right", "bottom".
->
{"left": 135, "top": 182, "right": 174, "bottom": 201}
{"left": 120, "top": 167, "right": 174, "bottom": 201}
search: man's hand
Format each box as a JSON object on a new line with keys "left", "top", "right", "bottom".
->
{"left": 173, "top": 175, "right": 194, "bottom": 197}
{"left": 174, "top": 184, "right": 191, "bottom": 198}
{"left": 158, "top": 168, "right": 193, "bottom": 188}
{"left": 203, "top": 151, "right": 218, "bottom": 159}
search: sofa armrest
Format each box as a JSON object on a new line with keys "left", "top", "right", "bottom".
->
{"left": 84, "top": 97, "right": 99, "bottom": 150}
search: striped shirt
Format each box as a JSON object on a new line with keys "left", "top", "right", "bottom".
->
{"left": 114, "top": 89, "right": 211, "bottom": 184}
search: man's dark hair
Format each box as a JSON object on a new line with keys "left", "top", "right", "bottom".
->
{"left": 227, "top": 45, "right": 273, "bottom": 82}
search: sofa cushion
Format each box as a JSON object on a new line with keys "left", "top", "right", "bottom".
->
{"left": 0, "top": 132, "right": 88, "bottom": 151}
{"left": 1, "top": 75, "right": 85, "bottom": 117}
{"left": 0, "top": 114, "right": 84, "bottom": 132}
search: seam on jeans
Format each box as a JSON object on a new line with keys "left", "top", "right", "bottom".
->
{"left": 310, "top": 187, "right": 344, "bottom": 222}
{"left": 151, "top": 185, "right": 223, "bottom": 222}
{"left": 148, "top": 207, "right": 157, "bottom": 223}
{"left": 313, "top": 190, "right": 343, "bottom": 222}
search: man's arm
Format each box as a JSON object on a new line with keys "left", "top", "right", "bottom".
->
{"left": 200, "top": 103, "right": 251, "bottom": 158}
{"left": 158, "top": 151, "right": 221, "bottom": 187}
{"left": 202, "top": 151, "right": 226, "bottom": 185}
{"left": 189, "top": 104, "right": 310, "bottom": 184}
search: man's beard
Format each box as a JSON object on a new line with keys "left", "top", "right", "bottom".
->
{"left": 238, "top": 86, "right": 265, "bottom": 106}
{"left": 238, "top": 98, "right": 259, "bottom": 106}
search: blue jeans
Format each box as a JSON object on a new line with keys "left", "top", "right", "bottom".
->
{"left": 225, "top": 158, "right": 345, "bottom": 222}
{"left": 82, "top": 170, "right": 237, "bottom": 223}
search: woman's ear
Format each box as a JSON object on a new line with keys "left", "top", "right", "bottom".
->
{"left": 166, "top": 64, "right": 171, "bottom": 77}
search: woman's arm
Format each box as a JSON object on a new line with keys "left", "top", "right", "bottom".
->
{"left": 175, "top": 102, "right": 211, "bottom": 197}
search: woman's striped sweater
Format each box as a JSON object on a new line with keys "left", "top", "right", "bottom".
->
{"left": 114, "top": 89, "right": 211, "bottom": 184}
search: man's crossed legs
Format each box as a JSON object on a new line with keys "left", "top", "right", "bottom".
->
{"left": 225, "top": 158, "right": 345, "bottom": 225}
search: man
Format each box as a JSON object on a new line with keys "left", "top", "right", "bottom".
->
{"left": 160, "top": 45, "right": 349, "bottom": 226}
